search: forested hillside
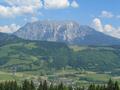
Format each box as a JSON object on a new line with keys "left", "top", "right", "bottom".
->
{"left": 1, "top": 33, "right": 120, "bottom": 74}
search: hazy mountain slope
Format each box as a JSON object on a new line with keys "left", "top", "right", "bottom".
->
{"left": 1, "top": 33, "right": 120, "bottom": 73}
{"left": 0, "top": 32, "right": 71, "bottom": 71}
{"left": 14, "top": 20, "right": 120, "bottom": 45}
{"left": 0, "top": 32, "right": 22, "bottom": 46}
{"left": 70, "top": 45, "right": 120, "bottom": 71}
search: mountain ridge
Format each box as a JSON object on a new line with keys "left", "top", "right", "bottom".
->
{"left": 14, "top": 20, "right": 120, "bottom": 45}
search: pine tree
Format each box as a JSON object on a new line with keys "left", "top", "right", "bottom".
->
{"left": 12, "top": 81, "right": 18, "bottom": 90}
{"left": 37, "top": 81, "right": 43, "bottom": 90}
{"left": 22, "top": 80, "right": 31, "bottom": 90}
{"left": 58, "top": 82, "right": 64, "bottom": 90}
{"left": 100, "top": 85, "right": 105, "bottom": 90}
{"left": 107, "top": 79, "right": 114, "bottom": 90}
{"left": 88, "top": 84, "right": 95, "bottom": 90}
{"left": 114, "top": 81, "right": 119, "bottom": 90}
{"left": 30, "top": 80, "right": 36, "bottom": 90}
{"left": 0, "top": 83, "right": 4, "bottom": 90}
{"left": 43, "top": 80, "right": 48, "bottom": 90}
{"left": 49, "top": 83, "right": 54, "bottom": 90}
{"left": 63, "top": 86, "right": 68, "bottom": 90}
{"left": 19, "top": 86, "right": 22, "bottom": 90}
{"left": 54, "top": 85, "right": 58, "bottom": 90}
{"left": 4, "top": 81, "right": 9, "bottom": 90}
{"left": 68, "top": 86, "right": 73, "bottom": 90}
{"left": 96, "top": 85, "right": 100, "bottom": 90}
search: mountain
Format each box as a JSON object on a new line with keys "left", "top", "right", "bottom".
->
{"left": 1, "top": 33, "right": 120, "bottom": 73}
{"left": 14, "top": 20, "right": 120, "bottom": 45}
{"left": 0, "top": 32, "right": 22, "bottom": 46}
{"left": 0, "top": 32, "right": 71, "bottom": 71}
{"left": 0, "top": 32, "right": 16, "bottom": 42}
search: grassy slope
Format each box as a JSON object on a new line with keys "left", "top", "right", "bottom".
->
{"left": 70, "top": 45, "right": 120, "bottom": 72}
{"left": 0, "top": 40, "right": 71, "bottom": 71}
{"left": 1, "top": 42, "right": 120, "bottom": 84}
{"left": 1, "top": 41, "right": 120, "bottom": 72}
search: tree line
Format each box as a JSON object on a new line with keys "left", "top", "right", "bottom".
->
{"left": 0, "top": 79, "right": 119, "bottom": 90}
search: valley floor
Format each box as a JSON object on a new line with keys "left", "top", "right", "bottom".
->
{"left": 0, "top": 69, "right": 120, "bottom": 86}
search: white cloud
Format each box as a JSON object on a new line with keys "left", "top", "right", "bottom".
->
{"left": 0, "top": 0, "right": 43, "bottom": 17}
{"left": 6, "top": 0, "right": 42, "bottom": 7}
{"left": 0, "top": 24, "right": 20, "bottom": 33}
{"left": 71, "top": 0, "right": 79, "bottom": 8}
{"left": 92, "top": 18, "right": 120, "bottom": 39}
{"left": 0, "top": 0, "right": 80, "bottom": 17}
{"left": 44, "top": 0, "right": 70, "bottom": 9}
{"left": 104, "top": 24, "right": 113, "bottom": 32}
{"left": 92, "top": 18, "right": 103, "bottom": 32}
{"left": 0, "top": 5, "right": 35, "bottom": 17}
{"left": 100, "top": 11, "right": 114, "bottom": 18}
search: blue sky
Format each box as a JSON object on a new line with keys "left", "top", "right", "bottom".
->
{"left": 0, "top": 0, "right": 119, "bottom": 25}
{"left": 0, "top": 0, "right": 120, "bottom": 38}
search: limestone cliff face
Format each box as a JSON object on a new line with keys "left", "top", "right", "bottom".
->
{"left": 14, "top": 20, "right": 120, "bottom": 45}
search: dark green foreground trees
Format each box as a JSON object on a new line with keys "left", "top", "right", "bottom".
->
{"left": 0, "top": 79, "right": 119, "bottom": 90}
{"left": 88, "top": 79, "right": 119, "bottom": 90}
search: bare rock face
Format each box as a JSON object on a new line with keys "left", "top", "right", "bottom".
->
{"left": 14, "top": 20, "right": 120, "bottom": 45}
